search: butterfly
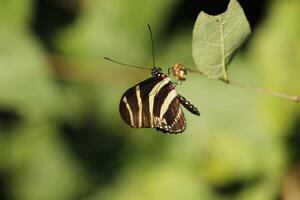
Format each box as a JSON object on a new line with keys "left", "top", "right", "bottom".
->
{"left": 105, "top": 25, "right": 200, "bottom": 134}
{"left": 119, "top": 65, "right": 199, "bottom": 134}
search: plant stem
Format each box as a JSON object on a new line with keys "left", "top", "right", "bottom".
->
{"left": 225, "top": 79, "right": 300, "bottom": 102}
{"left": 188, "top": 68, "right": 300, "bottom": 103}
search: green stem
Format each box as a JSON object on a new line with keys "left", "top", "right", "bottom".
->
{"left": 188, "top": 68, "right": 300, "bottom": 103}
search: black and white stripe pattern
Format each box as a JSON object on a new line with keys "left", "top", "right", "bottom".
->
{"left": 119, "top": 67, "right": 199, "bottom": 134}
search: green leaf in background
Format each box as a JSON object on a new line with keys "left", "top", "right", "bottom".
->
{"left": 0, "top": 0, "right": 33, "bottom": 30}
{"left": 55, "top": 0, "right": 175, "bottom": 63}
{"left": 192, "top": 0, "right": 251, "bottom": 80}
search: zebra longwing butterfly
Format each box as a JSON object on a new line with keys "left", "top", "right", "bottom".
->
{"left": 105, "top": 25, "right": 200, "bottom": 134}
{"left": 119, "top": 66, "right": 199, "bottom": 134}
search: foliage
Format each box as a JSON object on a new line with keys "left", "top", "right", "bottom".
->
{"left": 192, "top": 0, "right": 251, "bottom": 80}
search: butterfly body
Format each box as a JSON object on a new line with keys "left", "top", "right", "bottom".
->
{"left": 119, "top": 67, "right": 199, "bottom": 134}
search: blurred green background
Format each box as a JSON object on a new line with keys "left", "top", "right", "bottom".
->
{"left": 0, "top": 0, "right": 299, "bottom": 200}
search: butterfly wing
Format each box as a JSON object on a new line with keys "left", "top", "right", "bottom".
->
{"left": 119, "top": 76, "right": 171, "bottom": 128}
{"left": 154, "top": 95, "right": 186, "bottom": 134}
{"left": 120, "top": 76, "right": 189, "bottom": 134}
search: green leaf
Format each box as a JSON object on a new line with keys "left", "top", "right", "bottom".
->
{"left": 192, "top": 0, "right": 251, "bottom": 80}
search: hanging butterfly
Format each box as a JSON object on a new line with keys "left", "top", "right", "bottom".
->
{"left": 104, "top": 25, "right": 200, "bottom": 134}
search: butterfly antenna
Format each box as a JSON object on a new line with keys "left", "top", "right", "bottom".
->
{"left": 147, "top": 24, "right": 156, "bottom": 68}
{"left": 104, "top": 57, "right": 151, "bottom": 71}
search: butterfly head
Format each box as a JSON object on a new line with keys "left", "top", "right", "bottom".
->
{"left": 172, "top": 63, "right": 187, "bottom": 82}
{"left": 151, "top": 67, "right": 165, "bottom": 77}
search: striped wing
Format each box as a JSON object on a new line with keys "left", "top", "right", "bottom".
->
{"left": 154, "top": 96, "right": 186, "bottom": 134}
{"left": 119, "top": 76, "right": 186, "bottom": 133}
{"left": 119, "top": 76, "right": 165, "bottom": 128}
